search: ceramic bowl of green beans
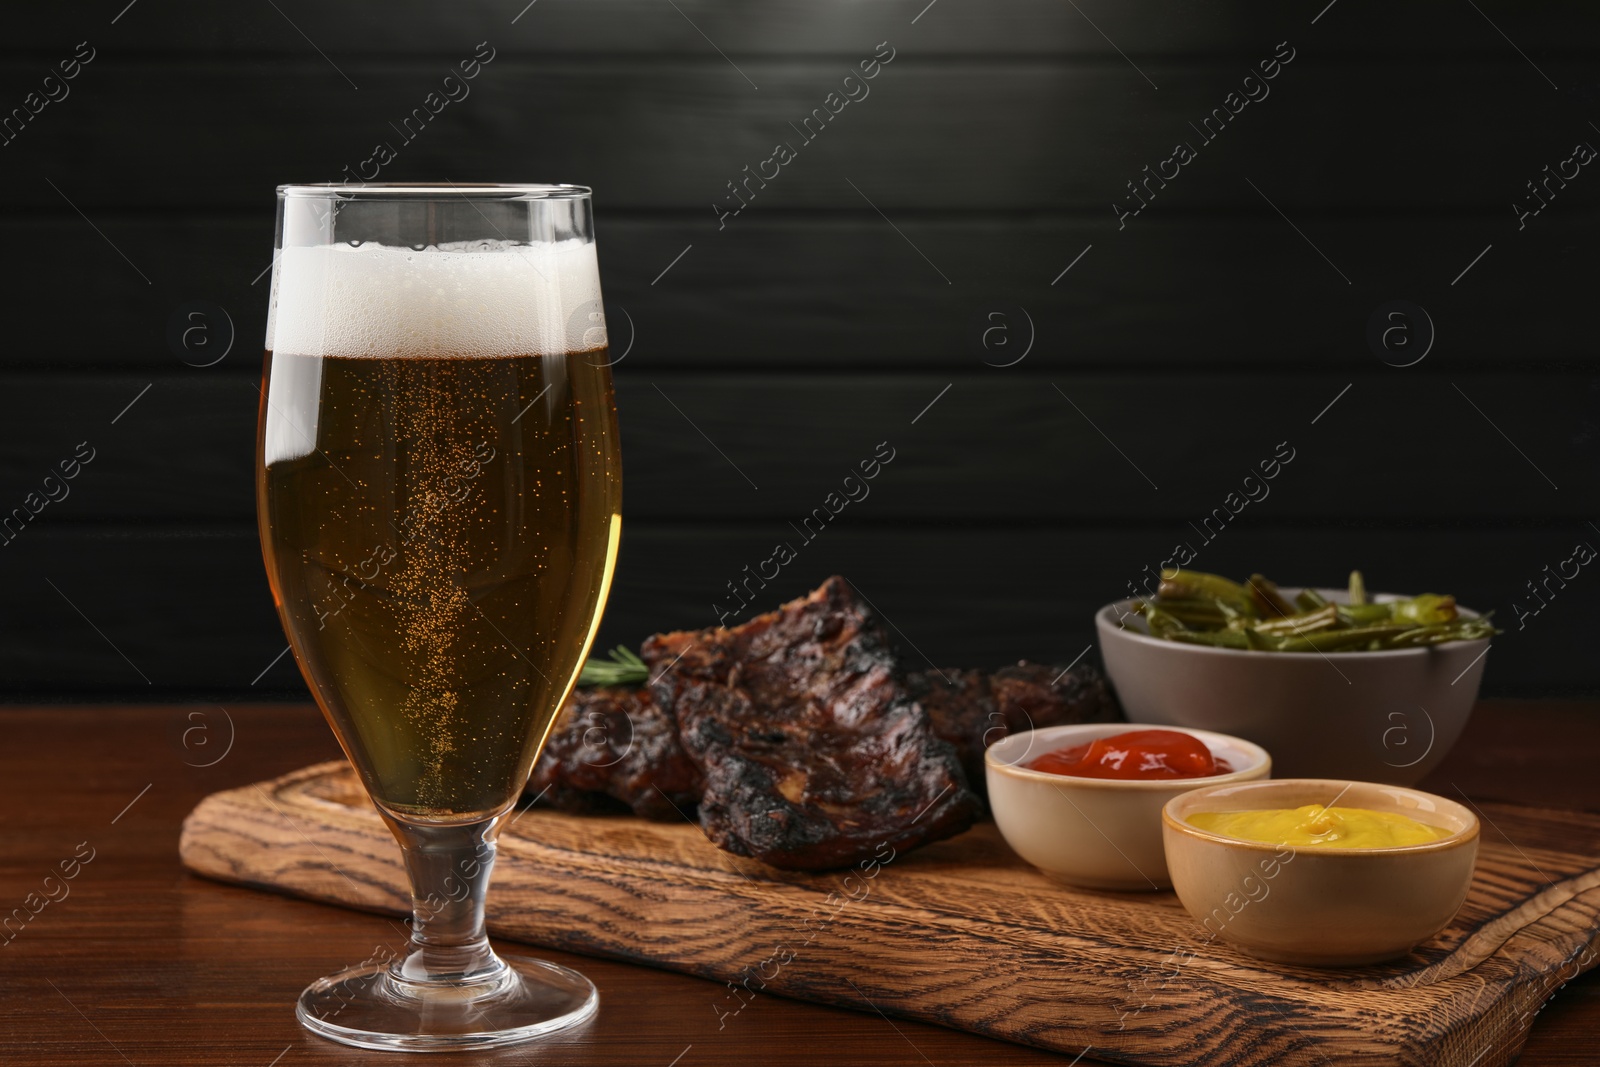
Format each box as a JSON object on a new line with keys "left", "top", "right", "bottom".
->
{"left": 1095, "top": 571, "right": 1496, "bottom": 786}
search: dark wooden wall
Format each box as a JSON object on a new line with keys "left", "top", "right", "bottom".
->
{"left": 1, "top": 1, "right": 1596, "bottom": 700}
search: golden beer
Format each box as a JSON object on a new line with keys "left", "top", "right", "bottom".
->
{"left": 259, "top": 349, "right": 621, "bottom": 820}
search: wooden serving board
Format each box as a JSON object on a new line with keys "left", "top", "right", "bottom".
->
{"left": 180, "top": 762, "right": 1600, "bottom": 1067}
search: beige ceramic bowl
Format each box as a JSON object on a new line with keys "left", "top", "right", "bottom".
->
{"left": 1163, "top": 778, "right": 1479, "bottom": 966}
{"left": 1096, "top": 588, "right": 1490, "bottom": 786}
{"left": 986, "top": 723, "right": 1271, "bottom": 891}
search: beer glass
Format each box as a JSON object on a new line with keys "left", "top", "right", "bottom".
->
{"left": 257, "top": 184, "right": 621, "bottom": 1050}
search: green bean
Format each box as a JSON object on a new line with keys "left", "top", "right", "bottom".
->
{"left": 1252, "top": 603, "right": 1340, "bottom": 637}
{"left": 1242, "top": 627, "right": 1276, "bottom": 651}
{"left": 1386, "top": 624, "right": 1456, "bottom": 647}
{"left": 1273, "top": 624, "right": 1419, "bottom": 653}
{"left": 1389, "top": 594, "right": 1457, "bottom": 625}
{"left": 1135, "top": 568, "right": 1498, "bottom": 652}
{"left": 1336, "top": 595, "right": 1457, "bottom": 627}
{"left": 1167, "top": 628, "right": 1253, "bottom": 649}
{"left": 1337, "top": 602, "right": 1392, "bottom": 626}
{"left": 1246, "top": 574, "right": 1296, "bottom": 618}
{"left": 1411, "top": 617, "right": 1494, "bottom": 643}
{"left": 1294, "top": 588, "right": 1330, "bottom": 612}
{"left": 1214, "top": 599, "right": 1252, "bottom": 627}
{"left": 1158, "top": 569, "right": 1260, "bottom": 617}
{"left": 1147, "top": 598, "right": 1229, "bottom": 626}
{"left": 1143, "top": 604, "right": 1190, "bottom": 637}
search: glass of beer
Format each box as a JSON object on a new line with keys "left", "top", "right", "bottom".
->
{"left": 256, "top": 184, "right": 621, "bottom": 1050}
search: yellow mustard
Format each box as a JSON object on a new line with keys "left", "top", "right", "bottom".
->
{"left": 1187, "top": 804, "right": 1453, "bottom": 849}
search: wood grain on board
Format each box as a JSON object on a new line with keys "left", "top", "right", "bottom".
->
{"left": 182, "top": 760, "right": 1600, "bottom": 1067}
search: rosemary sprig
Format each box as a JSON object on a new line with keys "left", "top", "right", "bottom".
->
{"left": 577, "top": 645, "right": 649, "bottom": 688}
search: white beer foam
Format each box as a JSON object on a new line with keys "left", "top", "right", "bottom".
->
{"left": 264, "top": 239, "right": 602, "bottom": 466}
{"left": 267, "top": 238, "right": 602, "bottom": 360}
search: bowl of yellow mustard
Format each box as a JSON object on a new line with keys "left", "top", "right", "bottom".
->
{"left": 1162, "top": 778, "right": 1479, "bottom": 966}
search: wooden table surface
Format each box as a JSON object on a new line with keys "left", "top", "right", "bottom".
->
{"left": 4, "top": 700, "right": 1598, "bottom": 1066}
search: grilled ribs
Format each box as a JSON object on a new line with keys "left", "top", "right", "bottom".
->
{"left": 524, "top": 576, "right": 1122, "bottom": 869}
{"left": 909, "top": 661, "right": 1121, "bottom": 794}
{"left": 531, "top": 659, "right": 1119, "bottom": 818}
{"left": 525, "top": 686, "right": 702, "bottom": 820}
{"left": 640, "top": 577, "right": 981, "bottom": 870}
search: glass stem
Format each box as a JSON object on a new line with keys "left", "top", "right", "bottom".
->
{"left": 384, "top": 815, "right": 506, "bottom": 987}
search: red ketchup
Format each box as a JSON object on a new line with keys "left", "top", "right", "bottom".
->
{"left": 1025, "top": 729, "right": 1232, "bottom": 780}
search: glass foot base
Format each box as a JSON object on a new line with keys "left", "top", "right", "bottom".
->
{"left": 296, "top": 954, "right": 598, "bottom": 1052}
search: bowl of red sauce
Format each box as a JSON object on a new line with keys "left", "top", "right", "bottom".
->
{"left": 986, "top": 723, "right": 1271, "bottom": 891}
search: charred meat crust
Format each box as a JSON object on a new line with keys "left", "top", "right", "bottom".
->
{"left": 526, "top": 686, "right": 703, "bottom": 821}
{"left": 908, "top": 661, "right": 1122, "bottom": 794}
{"left": 641, "top": 576, "right": 981, "bottom": 870}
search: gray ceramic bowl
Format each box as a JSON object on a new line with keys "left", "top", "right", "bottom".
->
{"left": 1096, "top": 589, "right": 1489, "bottom": 785}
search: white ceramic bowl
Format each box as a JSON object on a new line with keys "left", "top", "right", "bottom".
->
{"left": 985, "top": 722, "right": 1271, "bottom": 891}
{"left": 1096, "top": 588, "right": 1490, "bottom": 785}
{"left": 1163, "top": 778, "right": 1479, "bottom": 966}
